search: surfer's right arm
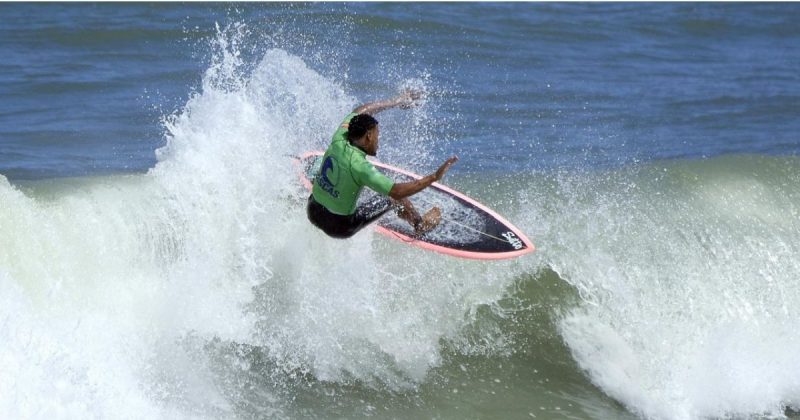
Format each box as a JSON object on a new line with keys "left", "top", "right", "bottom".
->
{"left": 353, "top": 89, "right": 424, "bottom": 115}
{"left": 388, "top": 156, "right": 458, "bottom": 200}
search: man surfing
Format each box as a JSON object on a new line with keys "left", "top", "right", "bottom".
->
{"left": 307, "top": 90, "right": 458, "bottom": 239}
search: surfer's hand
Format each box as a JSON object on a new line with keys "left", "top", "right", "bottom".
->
{"left": 433, "top": 156, "right": 458, "bottom": 181}
{"left": 398, "top": 89, "right": 425, "bottom": 109}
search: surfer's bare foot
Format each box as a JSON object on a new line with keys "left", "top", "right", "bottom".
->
{"left": 415, "top": 207, "right": 441, "bottom": 235}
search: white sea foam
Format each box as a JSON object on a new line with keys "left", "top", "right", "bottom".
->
{"left": 551, "top": 162, "right": 800, "bottom": 419}
{"left": 0, "top": 26, "right": 519, "bottom": 419}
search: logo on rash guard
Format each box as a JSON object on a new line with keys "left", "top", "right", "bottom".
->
{"left": 317, "top": 156, "right": 340, "bottom": 198}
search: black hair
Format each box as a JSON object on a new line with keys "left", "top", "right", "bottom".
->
{"left": 346, "top": 114, "right": 378, "bottom": 142}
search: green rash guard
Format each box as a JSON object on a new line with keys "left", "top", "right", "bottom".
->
{"left": 312, "top": 113, "right": 395, "bottom": 215}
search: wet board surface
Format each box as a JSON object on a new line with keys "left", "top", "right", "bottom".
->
{"left": 295, "top": 151, "right": 535, "bottom": 260}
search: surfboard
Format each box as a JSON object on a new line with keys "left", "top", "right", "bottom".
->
{"left": 294, "top": 151, "right": 535, "bottom": 260}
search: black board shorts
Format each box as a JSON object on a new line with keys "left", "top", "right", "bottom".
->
{"left": 307, "top": 195, "right": 393, "bottom": 239}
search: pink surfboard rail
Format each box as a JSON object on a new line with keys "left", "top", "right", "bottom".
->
{"left": 294, "top": 151, "right": 535, "bottom": 260}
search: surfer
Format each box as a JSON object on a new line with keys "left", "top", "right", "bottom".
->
{"left": 307, "top": 89, "right": 458, "bottom": 239}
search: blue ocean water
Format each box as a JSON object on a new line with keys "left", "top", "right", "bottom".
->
{"left": 1, "top": 3, "right": 800, "bottom": 420}
{"left": 2, "top": 3, "right": 798, "bottom": 179}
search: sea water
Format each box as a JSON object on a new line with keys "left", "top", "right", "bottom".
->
{"left": 1, "top": 3, "right": 800, "bottom": 419}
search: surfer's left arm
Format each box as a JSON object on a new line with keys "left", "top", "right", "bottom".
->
{"left": 387, "top": 156, "right": 458, "bottom": 200}
{"left": 353, "top": 89, "right": 424, "bottom": 115}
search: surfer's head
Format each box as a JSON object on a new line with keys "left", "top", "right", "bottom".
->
{"left": 347, "top": 114, "right": 380, "bottom": 156}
